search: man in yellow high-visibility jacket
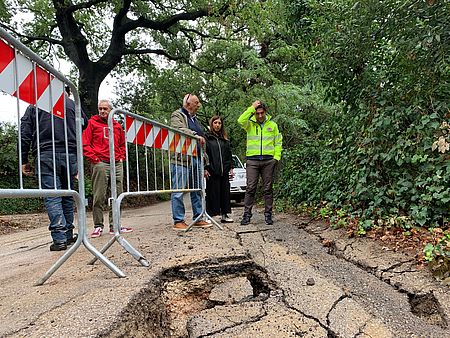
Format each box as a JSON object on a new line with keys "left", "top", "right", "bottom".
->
{"left": 237, "top": 100, "right": 283, "bottom": 225}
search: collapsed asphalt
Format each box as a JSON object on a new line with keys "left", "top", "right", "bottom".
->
{"left": 0, "top": 200, "right": 448, "bottom": 337}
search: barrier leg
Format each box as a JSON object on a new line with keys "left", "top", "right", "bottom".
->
{"left": 35, "top": 235, "right": 125, "bottom": 286}
{"left": 83, "top": 236, "right": 126, "bottom": 277}
{"left": 87, "top": 236, "right": 116, "bottom": 265}
{"left": 204, "top": 211, "right": 224, "bottom": 230}
{"left": 34, "top": 239, "right": 81, "bottom": 286}
{"left": 185, "top": 210, "right": 224, "bottom": 232}
{"left": 117, "top": 235, "right": 150, "bottom": 267}
{"left": 88, "top": 233, "right": 150, "bottom": 267}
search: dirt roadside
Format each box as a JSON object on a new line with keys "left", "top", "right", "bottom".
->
{"left": 0, "top": 200, "right": 449, "bottom": 338}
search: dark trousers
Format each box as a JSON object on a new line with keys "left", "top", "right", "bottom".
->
{"left": 244, "top": 159, "right": 277, "bottom": 215}
{"left": 206, "top": 175, "right": 231, "bottom": 216}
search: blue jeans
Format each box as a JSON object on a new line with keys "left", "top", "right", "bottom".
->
{"left": 171, "top": 157, "right": 203, "bottom": 223}
{"left": 38, "top": 153, "right": 77, "bottom": 244}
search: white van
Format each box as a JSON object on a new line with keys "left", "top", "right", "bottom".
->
{"left": 230, "top": 155, "right": 246, "bottom": 203}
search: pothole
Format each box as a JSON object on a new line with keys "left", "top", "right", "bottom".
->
{"left": 408, "top": 292, "right": 448, "bottom": 328}
{"left": 101, "top": 256, "right": 275, "bottom": 338}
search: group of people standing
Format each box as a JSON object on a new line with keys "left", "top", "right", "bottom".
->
{"left": 20, "top": 91, "right": 282, "bottom": 251}
{"left": 169, "top": 94, "right": 283, "bottom": 230}
{"left": 20, "top": 94, "right": 132, "bottom": 251}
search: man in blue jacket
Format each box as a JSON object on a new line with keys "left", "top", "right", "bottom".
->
{"left": 21, "top": 89, "right": 88, "bottom": 251}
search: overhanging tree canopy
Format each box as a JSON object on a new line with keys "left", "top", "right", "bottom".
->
{"left": 1, "top": 0, "right": 245, "bottom": 114}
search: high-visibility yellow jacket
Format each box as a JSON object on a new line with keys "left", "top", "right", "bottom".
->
{"left": 237, "top": 106, "right": 283, "bottom": 161}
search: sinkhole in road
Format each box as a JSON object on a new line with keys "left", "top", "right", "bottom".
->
{"left": 408, "top": 292, "right": 448, "bottom": 328}
{"left": 105, "top": 256, "right": 274, "bottom": 338}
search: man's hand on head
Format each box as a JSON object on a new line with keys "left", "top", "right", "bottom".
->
{"left": 252, "top": 100, "right": 261, "bottom": 109}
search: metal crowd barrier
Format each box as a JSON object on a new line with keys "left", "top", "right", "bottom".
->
{"left": 89, "top": 109, "right": 223, "bottom": 266}
{"left": 0, "top": 27, "right": 125, "bottom": 285}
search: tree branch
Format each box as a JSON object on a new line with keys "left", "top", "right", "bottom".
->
{"left": 114, "top": 0, "right": 132, "bottom": 26}
{"left": 122, "top": 9, "right": 209, "bottom": 33}
{"left": 66, "top": 0, "right": 111, "bottom": 14}
{"left": 124, "top": 48, "right": 231, "bottom": 75}
{"left": 0, "top": 22, "right": 63, "bottom": 45}
{"left": 119, "top": 2, "right": 230, "bottom": 35}
{"left": 52, "top": 0, "right": 92, "bottom": 68}
{"left": 124, "top": 48, "right": 184, "bottom": 61}
{"left": 179, "top": 26, "right": 246, "bottom": 41}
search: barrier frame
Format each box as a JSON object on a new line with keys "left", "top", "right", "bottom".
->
{"left": 0, "top": 27, "right": 125, "bottom": 285}
{"left": 89, "top": 109, "right": 223, "bottom": 265}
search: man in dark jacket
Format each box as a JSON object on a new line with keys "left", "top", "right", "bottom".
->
{"left": 21, "top": 92, "right": 88, "bottom": 251}
{"left": 82, "top": 99, "right": 133, "bottom": 238}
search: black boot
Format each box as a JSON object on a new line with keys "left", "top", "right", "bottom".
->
{"left": 50, "top": 242, "right": 67, "bottom": 251}
{"left": 67, "top": 233, "right": 78, "bottom": 245}
{"left": 265, "top": 213, "right": 273, "bottom": 225}
{"left": 240, "top": 213, "right": 251, "bottom": 225}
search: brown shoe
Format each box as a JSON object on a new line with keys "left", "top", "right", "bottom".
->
{"left": 193, "top": 220, "right": 212, "bottom": 228}
{"left": 173, "top": 221, "right": 188, "bottom": 231}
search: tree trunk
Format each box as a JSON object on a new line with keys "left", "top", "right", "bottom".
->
{"left": 78, "top": 69, "right": 105, "bottom": 117}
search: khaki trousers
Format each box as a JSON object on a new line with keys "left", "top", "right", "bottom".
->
{"left": 92, "top": 161, "right": 123, "bottom": 229}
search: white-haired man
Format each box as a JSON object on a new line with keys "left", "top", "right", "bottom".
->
{"left": 170, "top": 93, "right": 212, "bottom": 230}
{"left": 83, "top": 99, "right": 133, "bottom": 237}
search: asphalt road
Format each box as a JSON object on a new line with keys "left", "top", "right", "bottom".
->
{"left": 0, "top": 199, "right": 449, "bottom": 338}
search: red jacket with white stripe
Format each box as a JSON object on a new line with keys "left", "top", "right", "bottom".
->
{"left": 82, "top": 115, "right": 126, "bottom": 164}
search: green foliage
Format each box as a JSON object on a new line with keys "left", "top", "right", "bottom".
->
{"left": 423, "top": 229, "right": 450, "bottom": 280}
{"left": 0, "top": 196, "right": 44, "bottom": 215}
{"left": 0, "top": 0, "right": 13, "bottom": 21}
{"left": 114, "top": 1, "right": 311, "bottom": 161}
{"left": 423, "top": 231, "right": 450, "bottom": 262}
{"left": 280, "top": 0, "right": 450, "bottom": 230}
{"left": 0, "top": 122, "right": 45, "bottom": 214}
{"left": 0, "top": 123, "right": 19, "bottom": 176}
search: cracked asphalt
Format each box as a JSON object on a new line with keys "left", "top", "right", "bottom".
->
{"left": 0, "top": 200, "right": 449, "bottom": 338}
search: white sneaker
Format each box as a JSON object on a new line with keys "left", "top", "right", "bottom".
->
{"left": 221, "top": 215, "right": 234, "bottom": 223}
{"left": 91, "top": 227, "right": 103, "bottom": 238}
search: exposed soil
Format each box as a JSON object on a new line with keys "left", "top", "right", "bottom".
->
{"left": 0, "top": 213, "right": 48, "bottom": 235}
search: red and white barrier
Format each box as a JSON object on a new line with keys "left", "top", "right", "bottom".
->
{"left": 0, "top": 39, "right": 65, "bottom": 118}
{"left": 125, "top": 115, "right": 197, "bottom": 156}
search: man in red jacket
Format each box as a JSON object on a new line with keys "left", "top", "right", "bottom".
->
{"left": 82, "top": 99, "right": 133, "bottom": 237}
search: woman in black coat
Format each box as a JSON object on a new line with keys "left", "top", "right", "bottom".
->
{"left": 204, "top": 115, "right": 234, "bottom": 223}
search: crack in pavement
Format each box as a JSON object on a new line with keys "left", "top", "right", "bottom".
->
{"left": 299, "top": 223, "right": 428, "bottom": 296}
{"left": 6, "top": 292, "right": 83, "bottom": 337}
{"left": 236, "top": 228, "right": 273, "bottom": 235}
{"left": 342, "top": 240, "right": 356, "bottom": 255}
{"left": 277, "top": 288, "right": 337, "bottom": 337}
{"left": 198, "top": 309, "right": 269, "bottom": 337}
{"left": 380, "top": 259, "right": 415, "bottom": 273}
{"left": 326, "top": 294, "right": 350, "bottom": 330}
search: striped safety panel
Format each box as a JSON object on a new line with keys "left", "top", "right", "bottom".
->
{"left": 125, "top": 115, "right": 197, "bottom": 156}
{"left": 0, "top": 38, "right": 65, "bottom": 118}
